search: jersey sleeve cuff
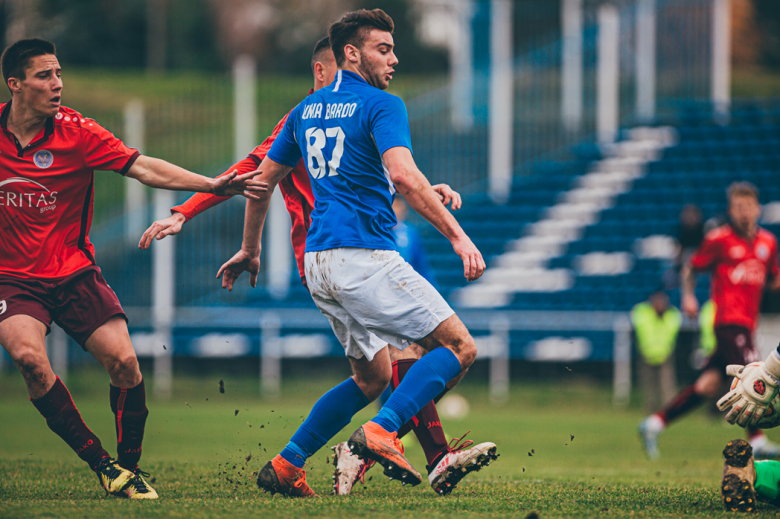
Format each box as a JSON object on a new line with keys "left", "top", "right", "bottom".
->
{"left": 118, "top": 150, "right": 141, "bottom": 176}
{"left": 266, "top": 150, "right": 299, "bottom": 168}
{"left": 170, "top": 207, "right": 192, "bottom": 221}
{"left": 378, "top": 144, "right": 413, "bottom": 157}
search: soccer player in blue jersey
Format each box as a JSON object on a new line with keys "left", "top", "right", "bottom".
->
{"left": 218, "top": 9, "right": 496, "bottom": 497}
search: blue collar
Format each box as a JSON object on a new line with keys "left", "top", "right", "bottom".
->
{"left": 332, "top": 69, "right": 369, "bottom": 91}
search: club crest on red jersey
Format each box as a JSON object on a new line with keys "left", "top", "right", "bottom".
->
{"left": 757, "top": 243, "right": 770, "bottom": 261}
{"left": 33, "top": 150, "right": 53, "bottom": 169}
{"left": 755, "top": 380, "right": 767, "bottom": 396}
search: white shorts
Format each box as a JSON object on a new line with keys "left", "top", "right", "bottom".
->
{"left": 305, "top": 248, "right": 455, "bottom": 361}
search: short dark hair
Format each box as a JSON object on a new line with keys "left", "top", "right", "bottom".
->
{"left": 311, "top": 37, "right": 332, "bottom": 72}
{"left": 728, "top": 181, "right": 759, "bottom": 203}
{"left": 328, "top": 9, "right": 394, "bottom": 67}
{"left": 1, "top": 39, "right": 57, "bottom": 90}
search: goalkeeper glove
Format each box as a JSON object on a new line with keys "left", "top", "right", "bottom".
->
{"left": 718, "top": 351, "right": 780, "bottom": 427}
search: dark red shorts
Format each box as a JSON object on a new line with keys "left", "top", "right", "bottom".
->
{"left": 0, "top": 266, "right": 126, "bottom": 347}
{"left": 703, "top": 325, "right": 760, "bottom": 372}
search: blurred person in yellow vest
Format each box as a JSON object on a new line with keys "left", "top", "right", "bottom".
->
{"left": 691, "top": 300, "right": 717, "bottom": 371}
{"left": 631, "top": 290, "right": 682, "bottom": 412}
{"left": 698, "top": 300, "right": 717, "bottom": 357}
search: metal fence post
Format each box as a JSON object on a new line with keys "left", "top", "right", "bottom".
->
{"left": 267, "top": 191, "right": 292, "bottom": 299}
{"left": 261, "top": 313, "right": 282, "bottom": 399}
{"left": 613, "top": 314, "right": 632, "bottom": 407}
{"left": 153, "top": 337, "right": 173, "bottom": 400}
{"left": 597, "top": 4, "right": 619, "bottom": 144}
{"left": 124, "top": 99, "right": 146, "bottom": 244}
{"left": 152, "top": 189, "right": 175, "bottom": 400}
{"left": 450, "top": 0, "right": 475, "bottom": 131}
{"left": 711, "top": 0, "right": 731, "bottom": 120}
{"left": 233, "top": 55, "right": 256, "bottom": 163}
{"left": 49, "top": 323, "right": 68, "bottom": 385}
{"left": 561, "top": 0, "right": 583, "bottom": 133}
{"left": 489, "top": 0, "right": 513, "bottom": 204}
{"left": 489, "top": 315, "right": 510, "bottom": 403}
{"left": 233, "top": 54, "right": 290, "bottom": 298}
{"left": 636, "top": 0, "right": 656, "bottom": 122}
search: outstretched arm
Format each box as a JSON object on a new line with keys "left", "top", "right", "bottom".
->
{"left": 383, "top": 146, "right": 484, "bottom": 281}
{"left": 680, "top": 262, "right": 700, "bottom": 318}
{"left": 126, "top": 155, "right": 267, "bottom": 198}
{"left": 216, "top": 157, "right": 293, "bottom": 290}
{"left": 138, "top": 157, "right": 263, "bottom": 250}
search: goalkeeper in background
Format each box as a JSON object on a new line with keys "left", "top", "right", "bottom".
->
{"left": 639, "top": 182, "right": 780, "bottom": 460}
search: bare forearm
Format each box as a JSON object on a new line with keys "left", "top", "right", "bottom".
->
{"left": 399, "top": 177, "right": 466, "bottom": 241}
{"left": 384, "top": 147, "right": 466, "bottom": 241}
{"left": 242, "top": 191, "right": 273, "bottom": 254}
{"left": 127, "top": 156, "right": 214, "bottom": 193}
{"left": 240, "top": 157, "right": 292, "bottom": 254}
{"left": 681, "top": 263, "right": 697, "bottom": 295}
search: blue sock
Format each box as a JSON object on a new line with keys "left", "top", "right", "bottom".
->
{"left": 279, "top": 377, "right": 369, "bottom": 468}
{"left": 371, "top": 347, "right": 461, "bottom": 433}
{"left": 279, "top": 442, "right": 308, "bottom": 468}
{"left": 378, "top": 383, "right": 392, "bottom": 406}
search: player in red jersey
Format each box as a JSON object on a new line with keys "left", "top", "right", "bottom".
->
{"left": 142, "top": 37, "right": 497, "bottom": 497}
{"left": 640, "top": 182, "right": 780, "bottom": 459}
{"left": 0, "top": 39, "right": 264, "bottom": 499}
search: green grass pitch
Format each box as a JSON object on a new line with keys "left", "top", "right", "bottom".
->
{"left": 0, "top": 367, "right": 777, "bottom": 518}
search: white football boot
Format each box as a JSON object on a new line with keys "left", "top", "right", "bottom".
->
{"left": 428, "top": 433, "right": 498, "bottom": 495}
{"left": 638, "top": 415, "right": 664, "bottom": 460}
{"left": 331, "top": 441, "right": 376, "bottom": 495}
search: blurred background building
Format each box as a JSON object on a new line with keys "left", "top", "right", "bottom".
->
{"left": 2, "top": 0, "right": 780, "bottom": 404}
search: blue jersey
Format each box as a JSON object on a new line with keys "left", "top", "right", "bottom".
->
{"left": 267, "top": 69, "right": 413, "bottom": 252}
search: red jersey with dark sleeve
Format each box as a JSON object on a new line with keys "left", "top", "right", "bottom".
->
{"left": 690, "top": 224, "right": 779, "bottom": 331}
{"left": 171, "top": 107, "right": 314, "bottom": 282}
{"left": 0, "top": 103, "right": 139, "bottom": 280}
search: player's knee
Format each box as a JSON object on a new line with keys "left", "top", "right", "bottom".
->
{"left": 354, "top": 372, "right": 391, "bottom": 402}
{"left": 367, "top": 377, "right": 391, "bottom": 402}
{"left": 451, "top": 335, "right": 477, "bottom": 370}
{"left": 106, "top": 353, "right": 140, "bottom": 380}
{"left": 12, "top": 348, "right": 49, "bottom": 380}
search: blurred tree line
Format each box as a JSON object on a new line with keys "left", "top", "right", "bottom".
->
{"left": 1, "top": 0, "right": 446, "bottom": 73}
{"left": 3, "top": 0, "right": 779, "bottom": 74}
{"left": 754, "top": 0, "right": 780, "bottom": 69}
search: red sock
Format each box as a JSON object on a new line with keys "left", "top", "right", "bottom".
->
{"left": 31, "top": 377, "right": 110, "bottom": 470}
{"left": 392, "top": 359, "right": 449, "bottom": 467}
{"left": 110, "top": 380, "right": 149, "bottom": 470}
{"left": 657, "top": 385, "right": 703, "bottom": 425}
{"left": 747, "top": 427, "right": 763, "bottom": 440}
{"left": 396, "top": 388, "right": 448, "bottom": 439}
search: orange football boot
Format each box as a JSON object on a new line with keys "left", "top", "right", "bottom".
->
{"left": 348, "top": 421, "right": 422, "bottom": 486}
{"left": 256, "top": 454, "right": 319, "bottom": 498}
